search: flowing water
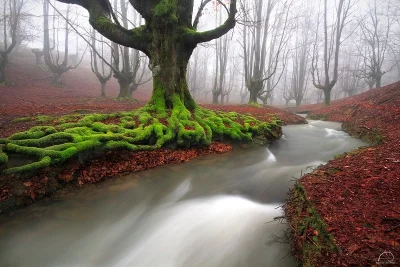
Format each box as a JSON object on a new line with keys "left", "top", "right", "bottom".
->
{"left": 0, "top": 120, "right": 366, "bottom": 267}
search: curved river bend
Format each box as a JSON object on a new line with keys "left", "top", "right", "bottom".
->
{"left": 0, "top": 120, "right": 366, "bottom": 267}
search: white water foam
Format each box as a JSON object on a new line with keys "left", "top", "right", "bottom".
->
{"left": 113, "top": 195, "right": 285, "bottom": 267}
{"left": 266, "top": 149, "right": 277, "bottom": 163}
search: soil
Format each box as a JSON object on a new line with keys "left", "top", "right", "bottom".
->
{"left": 286, "top": 82, "right": 400, "bottom": 266}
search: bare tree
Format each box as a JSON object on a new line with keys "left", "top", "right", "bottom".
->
{"left": 221, "top": 56, "right": 236, "bottom": 104}
{"left": 288, "top": 15, "right": 312, "bottom": 106}
{"left": 212, "top": 20, "right": 229, "bottom": 104}
{"left": 240, "top": 0, "right": 292, "bottom": 103}
{"left": 0, "top": 0, "right": 26, "bottom": 84}
{"left": 43, "top": 1, "right": 84, "bottom": 85}
{"left": 31, "top": 48, "right": 44, "bottom": 65}
{"left": 281, "top": 68, "right": 294, "bottom": 106}
{"left": 356, "top": 0, "right": 396, "bottom": 88}
{"left": 90, "top": 28, "right": 112, "bottom": 97}
{"left": 311, "top": 0, "right": 353, "bottom": 105}
{"left": 111, "top": 0, "right": 150, "bottom": 99}
{"left": 339, "top": 54, "right": 363, "bottom": 96}
{"left": 188, "top": 46, "right": 210, "bottom": 100}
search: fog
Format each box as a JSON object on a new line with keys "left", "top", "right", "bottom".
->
{"left": 1, "top": 0, "right": 399, "bottom": 104}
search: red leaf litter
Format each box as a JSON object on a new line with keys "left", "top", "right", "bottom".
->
{"left": 291, "top": 82, "right": 400, "bottom": 266}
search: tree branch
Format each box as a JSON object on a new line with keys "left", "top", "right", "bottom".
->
{"left": 186, "top": 0, "right": 237, "bottom": 44}
{"left": 56, "top": 0, "right": 150, "bottom": 55}
{"left": 193, "top": 0, "right": 212, "bottom": 30}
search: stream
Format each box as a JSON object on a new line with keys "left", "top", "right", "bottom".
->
{"left": 0, "top": 120, "right": 366, "bottom": 267}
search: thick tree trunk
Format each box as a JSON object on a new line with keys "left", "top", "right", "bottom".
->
{"left": 147, "top": 24, "right": 196, "bottom": 110}
{"left": 100, "top": 82, "right": 106, "bottom": 97}
{"left": 0, "top": 69, "right": 5, "bottom": 83}
{"left": 130, "top": 82, "right": 138, "bottom": 95}
{"left": 32, "top": 51, "right": 44, "bottom": 65}
{"left": 323, "top": 88, "right": 331, "bottom": 105}
{"left": 295, "top": 98, "right": 302, "bottom": 107}
{"left": 212, "top": 91, "right": 220, "bottom": 104}
{"left": 248, "top": 88, "right": 258, "bottom": 103}
{"left": 368, "top": 81, "right": 374, "bottom": 90}
{"left": 0, "top": 54, "right": 8, "bottom": 83}
{"left": 118, "top": 81, "right": 131, "bottom": 99}
{"left": 375, "top": 76, "right": 381, "bottom": 88}
{"left": 52, "top": 72, "right": 62, "bottom": 86}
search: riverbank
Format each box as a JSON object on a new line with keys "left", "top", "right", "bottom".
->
{"left": 285, "top": 82, "right": 400, "bottom": 266}
{"left": 0, "top": 50, "right": 306, "bottom": 214}
{"left": 0, "top": 102, "right": 304, "bottom": 214}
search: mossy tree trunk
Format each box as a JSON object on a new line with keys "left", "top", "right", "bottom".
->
{"left": 57, "top": 0, "right": 237, "bottom": 110}
{"left": 148, "top": 24, "right": 196, "bottom": 110}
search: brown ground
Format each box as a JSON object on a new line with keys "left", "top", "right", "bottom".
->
{"left": 286, "top": 82, "right": 400, "bottom": 266}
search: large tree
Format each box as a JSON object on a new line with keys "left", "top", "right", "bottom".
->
{"left": 42, "top": 0, "right": 282, "bottom": 150}
{"left": 57, "top": 0, "right": 237, "bottom": 110}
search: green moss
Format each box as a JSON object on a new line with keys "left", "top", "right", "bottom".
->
{"left": 13, "top": 117, "right": 32, "bottom": 123}
{"left": 153, "top": 0, "right": 178, "bottom": 23}
{"left": 0, "top": 147, "right": 8, "bottom": 165}
{"left": 9, "top": 132, "right": 73, "bottom": 147}
{"left": 1, "top": 96, "right": 282, "bottom": 174}
{"left": 9, "top": 126, "right": 57, "bottom": 140}
{"left": 4, "top": 156, "right": 51, "bottom": 175}
{"left": 286, "top": 183, "right": 339, "bottom": 267}
{"left": 35, "top": 115, "right": 54, "bottom": 123}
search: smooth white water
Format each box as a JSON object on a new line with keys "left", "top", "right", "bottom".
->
{"left": 0, "top": 120, "right": 366, "bottom": 267}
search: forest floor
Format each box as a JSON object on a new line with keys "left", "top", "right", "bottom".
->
{"left": 0, "top": 49, "right": 304, "bottom": 214}
{"left": 286, "top": 82, "right": 400, "bottom": 266}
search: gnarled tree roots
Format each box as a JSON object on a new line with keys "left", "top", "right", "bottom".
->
{"left": 0, "top": 104, "right": 282, "bottom": 174}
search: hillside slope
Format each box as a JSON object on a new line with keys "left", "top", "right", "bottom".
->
{"left": 286, "top": 82, "right": 400, "bottom": 266}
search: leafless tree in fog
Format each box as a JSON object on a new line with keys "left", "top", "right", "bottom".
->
{"left": 110, "top": 0, "right": 150, "bottom": 99}
{"left": 311, "top": 0, "right": 353, "bottom": 105}
{"left": 212, "top": 13, "right": 229, "bottom": 104}
{"left": 355, "top": 0, "right": 397, "bottom": 89}
{"left": 240, "top": 0, "right": 292, "bottom": 104}
{"left": 0, "top": 0, "right": 26, "bottom": 83}
{"left": 287, "top": 14, "right": 312, "bottom": 107}
{"left": 43, "top": 0, "right": 85, "bottom": 85}
{"left": 90, "top": 28, "right": 112, "bottom": 97}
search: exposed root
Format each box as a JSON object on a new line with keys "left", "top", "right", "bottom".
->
{"left": 0, "top": 103, "right": 282, "bottom": 174}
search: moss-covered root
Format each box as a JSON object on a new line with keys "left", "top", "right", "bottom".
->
{"left": 0, "top": 146, "right": 8, "bottom": 165}
{"left": 285, "top": 183, "right": 339, "bottom": 267}
{"left": 1, "top": 102, "right": 282, "bottom": 174}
